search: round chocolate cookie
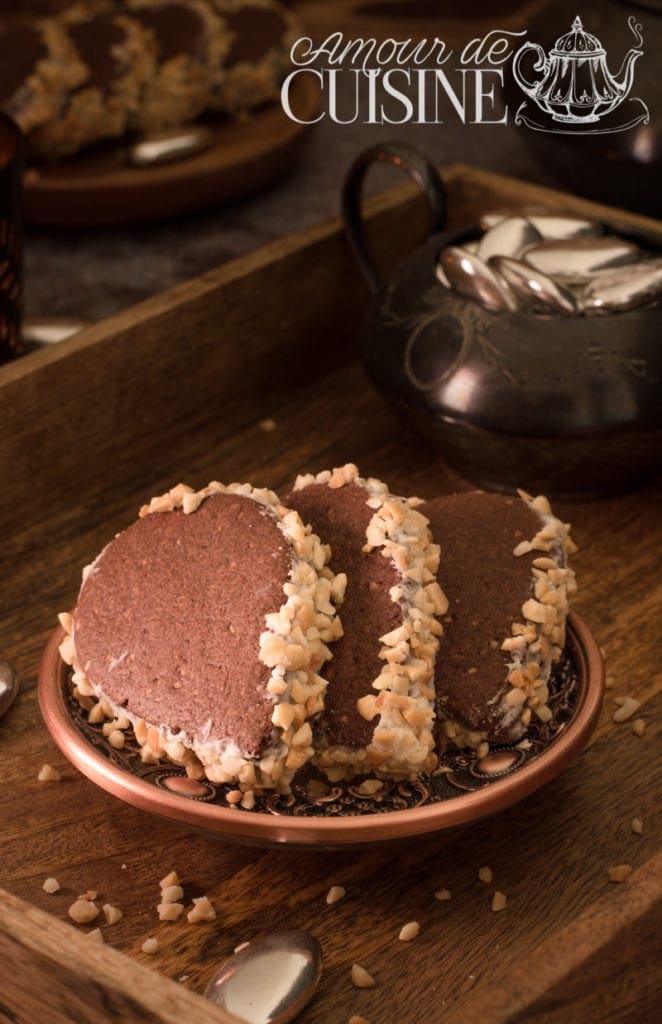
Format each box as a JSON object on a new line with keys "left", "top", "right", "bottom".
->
{"left": 287, "top": 463, "right": 447, "bottom": 781}
{"left": 127, "top": 0, "right": 227, "bottom": 131}
{"left": 60, "top": 481, "right": 343, "bottom": 797}
{"left": 422, "top": 491, "right": 577, "bottom": 750}
{"left": 209, "top": 0, "right": 299, "bottom": 114}
{"left": 29, "top": 6, "right": 156, "bottom": 157}
{"left": 0, "top": 18, "right": 86, "bottom": 134}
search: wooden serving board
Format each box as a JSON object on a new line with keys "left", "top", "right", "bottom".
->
{"left": 0, "top": 164, "right": 660, "bottom": 1024}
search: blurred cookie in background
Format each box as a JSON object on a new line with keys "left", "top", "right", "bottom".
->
{"left": 29, "top": 4, "right": 156, "bottom": 156}
{"left": 0, "top": 17, "right": 86, "bottom": 134}
{"left": 209, "top": 0, "right": 300, "bottom": 115}
{"left": 126, "top": 0, "right": 228, "bottom": 131}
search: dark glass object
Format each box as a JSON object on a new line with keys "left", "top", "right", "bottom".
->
{"left": 0, "top": 112, "right": 23, "bottom": 364}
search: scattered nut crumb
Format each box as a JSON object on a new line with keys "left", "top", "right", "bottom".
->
{"left": 605, "top": 675, "right": 615, "bottom": 689}
{"left": 158, "top": 902, "right": 184, "bottom": 921}
{"left": 226, "top": 790, "right": 242, "bottom": 805}
{"left": 108, "top": 730, "right": 125, "bottom": 749}
{"left": 87, "top": 928, "right": 104, "bottom": 943}
{"left": 632, "top": 718, "right": 646, "bottom": 737}
{"left": 68, "top": 899, "right": 99, "bottom": 924}
{"left": 478, "top": 867, "right": 493, "bottom": 884}
{"left": 187, "top": 896, "right": 216, "bottom": 923}
{"left": 159, "top": 871, "right": 179, "bottom": 889}
{"left": 434, "top": 889, "right": 451, "bottom": 901}
{"left": 103, "top": 904, "right": 123, "bottom": 925}
{"left": 356, "top": 778, "right": 383, "bottom": 796}
{"left": 326, "top": 885, "right": 345, "bottom": 905}
{"left": 349, "top": 1016, "right": 370, "bottom": 1024}
{"left": 241, "top": 791, "right": 255, "bottom": 810}
{"left": 631, "top": 818, "right": 644, "bottom": 835}
{"left": 141, "top": 937, "right": 159, "bottom": 954}
{"left": 398, "top": 921, "right": 420, "bottom": 941}
{"left": 77, "top": 891, "right": 98, "bottom": 902}
{"left": 38, "top": 764, "right": 61, "bottom": 782}
{"left": 608, "top": 864, "right": 632, "bottom": 883}
{"left": 42, "top": 877, "right": 60, "bottom": 894}
{"left": 613, "top": 696, "right": 641, "bottom": 723}
{"left": 121, "top": 864, "right": 127, "bottom": 870}
{"left": 491, "top": 892, "right": 508, "bottom": 912}
{"left": 259, "top": 418, "right": 276, "bottom": 432}
{"left": 351, "top": 964, "right": 375, "bottom": 988}
{"left": 234, "top": 941, "right": 250, "bottom": 953}
{"left": 161, "top": 884, "right": 184, "bottom": 904}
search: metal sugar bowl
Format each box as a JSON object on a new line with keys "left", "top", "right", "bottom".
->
{"left": 342, "top": 143, "right": 662, "bottom": 499}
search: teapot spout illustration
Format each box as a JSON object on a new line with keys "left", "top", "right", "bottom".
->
{"left": 512, "top": 15, "right": 644, "bottom": 125}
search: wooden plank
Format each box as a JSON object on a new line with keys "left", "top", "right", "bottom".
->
{"left": 443, "top": 854, "right": 662, "bottom": 1024}
{"left": 0, "top": 888, "right": 240, "bottom": 1024}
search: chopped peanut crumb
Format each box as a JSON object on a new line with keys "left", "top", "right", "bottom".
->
{"left": 78, "top": 891, "right": 97, "bottom": 902}
{"left": 478, "top": 867, "right": 493, "bottom": 884}
{"left": 613, "top": 697, "right": 641, "bottom": 723}
{"left": 608, "top": 864, "right": 632, "bottom": 883}
{"left": 398, "top": 921, "right": 420, "bottom": 941}
{"left": 491, "top": 892, "right": 508, "bottom": 912}
{"left": 631, "top": 818, "right": 644, "bottom": 835}
{"left": 351, "top": 964, "right": 375, "bottom": 988}
{"left": 161, "top": 884, "right": 184, "bottom": 904}
{"left": 159, "top": 871, "right": 179, "bottom": 889}
{"left": 259, "top": 418, "right": 276, "bottom": 432}
{"left": 42, "top": 877, "right": 60, "bottom": 894}
{"left": 632, "top": 718, "right": 646, "bottom": 737}
{"left": 326, "top": 885, "right": 345, "bottom": 905}
{"left": 349, "top": 1017, "right": 370, "bottom": 1024}
{"left": 87, "top": 928, "right": 104, "bottom": 943}
{"left": 38, "top": 764, "right": 61, "bottom": 782}
{"left": 68, "top": 899, "right": 99, "bottom": 924}
{"left": 434, "top": 888, "right": 451, "bottom": 901}
{"left": 103, "top": 904, "right": 123, "bottom": 925}
{"left": 142, "top": 937, "right": 159, "bottom": 954}
{"left": 187, "top": 896, "right": 216, "bottom": 923}
{"left": 158, "top": 902, "right": 184, "bottom": 922}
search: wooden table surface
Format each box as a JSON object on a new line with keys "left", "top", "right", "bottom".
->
{"left": 1, "top": 164, "right": 661, "bottom": 1023}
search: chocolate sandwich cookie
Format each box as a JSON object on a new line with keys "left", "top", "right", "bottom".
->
{"left": 29, "top": 5, "right": 156, "bottom": 157}
{"left": 0, "top": 18, "right": 86, "bottom": 135}
{"left": 127, "top": 0, "right": 227, "bottom": 131}
{"left": 209, "top": 0, "right": 299, "bottom": 114}
{"left": 288, "top": 464, "right": 447, "bottom": 781}
{"left": 59, "top": 481, "right": 343, "bottom": 798}
{"left": 423, "top": 491, "right": 577, "bottom": 752}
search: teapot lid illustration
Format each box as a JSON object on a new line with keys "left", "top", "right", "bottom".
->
{"left": 552, "top": 16, "right": 605, "bottom": 57}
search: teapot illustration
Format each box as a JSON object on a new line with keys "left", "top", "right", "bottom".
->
{"left": 512, "top": 14, "right": 643, "bottom": 123}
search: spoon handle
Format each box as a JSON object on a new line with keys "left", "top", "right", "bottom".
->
{"left": 342, "top": 141, "right": 447, "bottom": 295}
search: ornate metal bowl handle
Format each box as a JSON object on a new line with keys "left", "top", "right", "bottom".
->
{"left": 511, "top": 42, "right": 548, "bottom": 98}
{"left": 342, "top": 142, "right": 447, "bottom": 295}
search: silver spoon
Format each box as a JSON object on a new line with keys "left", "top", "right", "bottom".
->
{"left": 205, "top": 931, "right": 322, "bottom": 1024}
{"left": 0, "top": 661, "right": 18, "bottom": 719}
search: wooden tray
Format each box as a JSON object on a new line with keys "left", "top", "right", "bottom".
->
{"left": 1, "top": 163, "right": 660, "bottom": 1024}
{"left": 22, "top": 74, "right": 318, "bottom": 227}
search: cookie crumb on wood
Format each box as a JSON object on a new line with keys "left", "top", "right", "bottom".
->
{"left": 187, "top": 896, "right": 216, "bottom": 923}
{"left": 38, "top": 764, "right": 61, "bottom": 782}
{"left": 478, "top": 866, "right": 493, "bottom": 884}
{"left": 631, "top": 718, "right": 646, "bottom": 737}
{"left": 398, "top": 921, "right": 420, "bottom": 941}
{"left": 159, "top": 871, "right": 179, "bottom": 889}
{"left": 491, "top": 891, "right": 508, "bottom": 912}
{"left": 103, "top": 904, "right": 123, "bottom": 925}
{"left": 68, "top": 899, "right": 99, "bottom": 924}
{"left": 434, "top": 888, "right": 451, "bottom": 901}
{"left": 142, "top": 937, "right": 159, "bottom": 954}
{"left": 608, "top": 864, "right": 632, "bottom": 882}
{"left": 326, "top": 885, "right": 345, "bottom": 905}
{"left": 613, "top": 696, "right": 640, "bottom": 722}
{"left": 631, "top": 818, "right": 644, "bottom": 835}
{"left": 351, "top": 964, "right": 375, "bottom": 988}
{"left": 42, "top": 877, "right": 60, "bottom": 894}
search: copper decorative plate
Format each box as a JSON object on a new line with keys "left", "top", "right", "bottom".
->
{"left": 38, "top": 613, "right": 604, "bottom": 849}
